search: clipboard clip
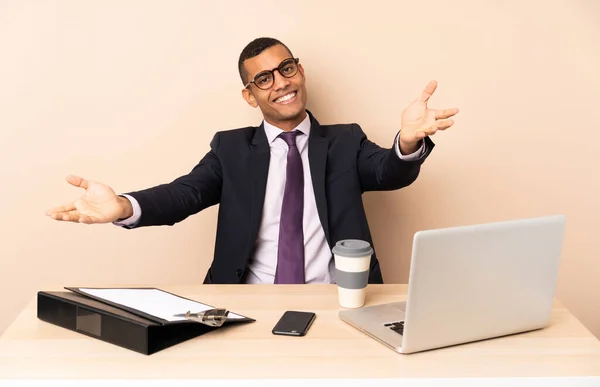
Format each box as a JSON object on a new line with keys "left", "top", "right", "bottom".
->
{"left": 173, "top": 308, "right": 230, "bottom": 327}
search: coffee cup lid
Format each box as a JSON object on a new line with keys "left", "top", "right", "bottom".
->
{"left": 332, "top": 239, "right": 373, "bottom": 257}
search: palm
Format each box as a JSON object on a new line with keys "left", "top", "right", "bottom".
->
{"left": 74, "top": 182, "right": 121, "bottom": 222}
{"left": 399, "top": 80, "right": 459, "bottom": 144}
{"left": 46, "top": 175, "right": 122, "bottom": 223}
{"left": 401, "top": 100, "right": 436, "bottom": 132}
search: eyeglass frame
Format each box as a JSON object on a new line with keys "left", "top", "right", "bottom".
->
{"left": 243, "top": 57, "right": 300, "bottom": 90}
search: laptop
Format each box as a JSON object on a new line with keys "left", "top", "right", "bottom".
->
{"left": 338, "top": 215, "right": 566, "bottom": 354}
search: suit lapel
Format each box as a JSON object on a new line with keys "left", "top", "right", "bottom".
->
{"left": 248, "top": 124, "right": 270, "bottom": 247}
{"left": 307, "top": 114, "right": 331, "bottom": 246}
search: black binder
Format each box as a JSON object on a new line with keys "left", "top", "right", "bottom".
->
{"left": 37, "top": 288, "right": 255, "bottom": 355}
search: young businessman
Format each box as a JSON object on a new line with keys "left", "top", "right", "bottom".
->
{"left": 46, "top": 37, "right": 458, "bottom": 285}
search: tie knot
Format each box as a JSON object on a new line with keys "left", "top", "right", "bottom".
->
{"left": 279, "top": 131, "right": 302, "bottom": 147}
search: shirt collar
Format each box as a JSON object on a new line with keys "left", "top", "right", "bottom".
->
{"left": 263, "top": 112, "right": 311, "bottom": 144}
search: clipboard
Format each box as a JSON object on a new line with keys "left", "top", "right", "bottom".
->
{"left": 64, "top": 286, "right": 255, "bottom": 326}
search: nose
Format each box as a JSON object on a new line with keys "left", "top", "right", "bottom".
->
{"left": 272, "top": 70, "right": 290, "bottom": 91}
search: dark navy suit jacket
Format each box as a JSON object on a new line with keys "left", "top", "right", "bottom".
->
{"left": 124, "top": 110, "right": 434, "bottom": 284}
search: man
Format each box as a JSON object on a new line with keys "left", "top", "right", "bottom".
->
{"left": 46, "top": 37, "right": 458, "bottom": 285}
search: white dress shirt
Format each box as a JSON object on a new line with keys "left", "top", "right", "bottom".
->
{"left": 114, "top": 114, "right": 425, "bottom": 284}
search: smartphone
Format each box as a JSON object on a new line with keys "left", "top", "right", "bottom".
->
{"left": 272, "top": 311, "right": 316, "bottom": 336}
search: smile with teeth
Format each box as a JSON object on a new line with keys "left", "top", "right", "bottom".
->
{"left": 274, "top": 91, "right": 297, "bottom": 104}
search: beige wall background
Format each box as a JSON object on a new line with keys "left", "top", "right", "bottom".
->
{"left": 1, "top": 0, "right": 598, "bottom": 338}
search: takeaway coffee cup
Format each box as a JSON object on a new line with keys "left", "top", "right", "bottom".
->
{"left": 332, "top": 239, "right": 373, "bottom": 308}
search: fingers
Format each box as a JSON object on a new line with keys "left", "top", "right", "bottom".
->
{"left": 435, "top": 119, "right": 454, "bottom": 131}
{"left": 78, "top": 214, "right": 94, "bottom": 224}
{"left": 47, "top": 209, "right": 95, "bottom": 224}
{"left": 45, "top": 202, "right": 76, "bottom": 216}
{"left": 415, "top": 119, "right": 455, "bottom": 139}
{"left": 418, "top": 80, "right": 438, "bottom": 103}
{"left": 434, "top": 108, "right": 459, "bottom": 120}
{"left": 48, "top": 210, "right": 95, "bottom": 224}
{"left": 48, "top": 210, "right": 82, "bottom": 222}
{"left": 66, "top": 175, "right": 89, "bottom": 189}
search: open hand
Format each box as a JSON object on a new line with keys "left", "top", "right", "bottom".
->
{"left": 399, "top": 80, "right": 459, "bottom": 153}
{"left": 45, "top": 175, "right": 126, "bottom": 224}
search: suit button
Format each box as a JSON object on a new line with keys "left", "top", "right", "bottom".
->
{"left": 236, "top": 269, "right": 243, "bottom": 277}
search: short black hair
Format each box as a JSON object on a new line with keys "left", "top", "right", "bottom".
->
{"left": 238, "top": 37, "right": 294, "bottom": 84}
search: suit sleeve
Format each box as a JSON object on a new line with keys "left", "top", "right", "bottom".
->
{"left": 122, "top": 133, "right": 223, "bottom": 227}
{"left": 353, "top": 124, "right": 435, "bottom": 192}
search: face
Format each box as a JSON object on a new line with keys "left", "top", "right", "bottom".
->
{"left": 241, "top": 44, "right": 308, "bottom": 131}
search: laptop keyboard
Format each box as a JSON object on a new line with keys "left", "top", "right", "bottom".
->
{"left": 384, "top": 321, "right": 404, "bottom": 335}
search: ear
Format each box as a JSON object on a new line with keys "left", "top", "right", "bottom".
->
{"left": 298, "top": 63, "right": 305, "bottom": 78}
{"left": 242, "top": 87, "right": 258, "bottom": 108}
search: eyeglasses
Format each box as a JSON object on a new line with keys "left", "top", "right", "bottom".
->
{"left": 244, "top": 58, "right": 300, "bottom": 90}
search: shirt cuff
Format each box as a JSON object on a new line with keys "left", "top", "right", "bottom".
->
{"left": 394, "top": 131, "right": 425, "bottom": 160}
{"left": 112, "top": 194, "right": 142, "bottom": 227}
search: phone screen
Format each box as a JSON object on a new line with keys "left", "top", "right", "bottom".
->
{"left": 272, "top": 311, "right": 316, "bottom": 336}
